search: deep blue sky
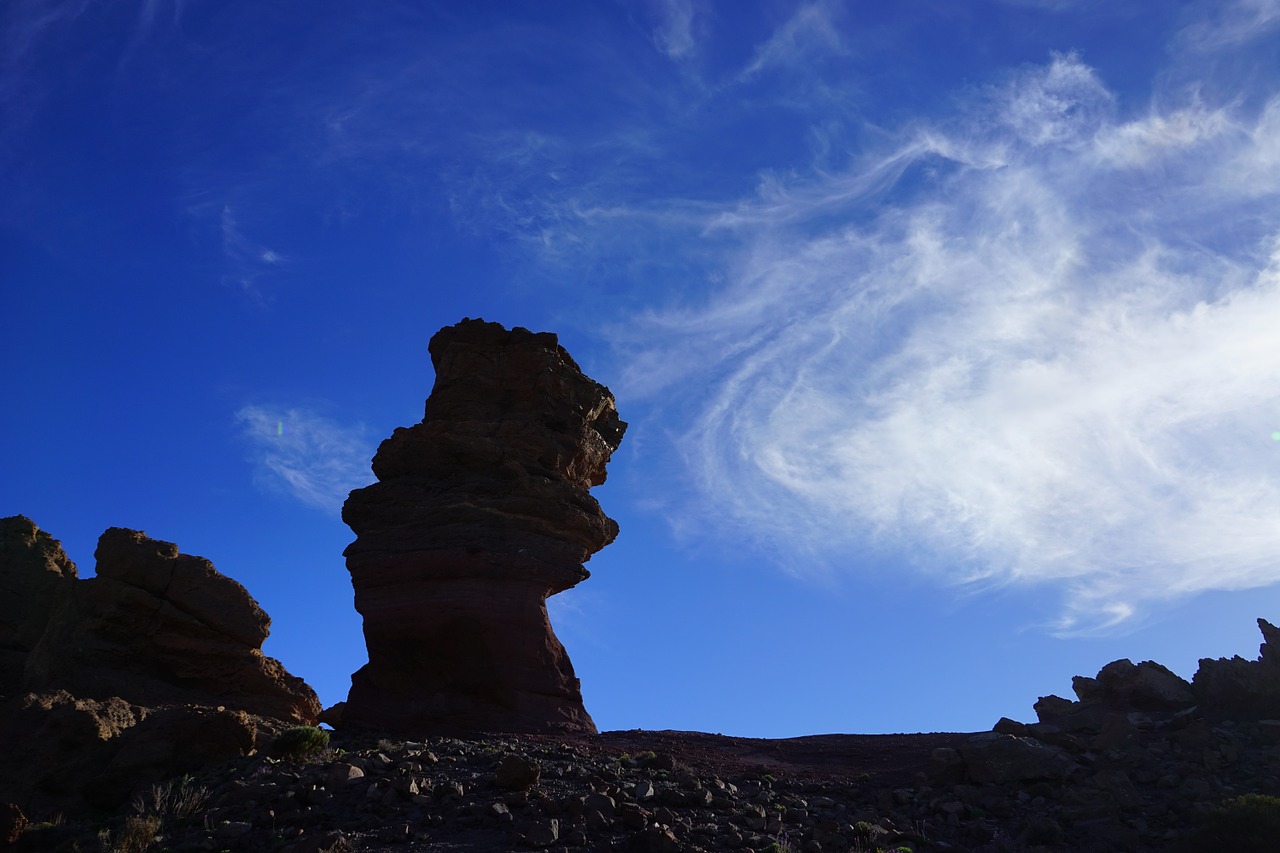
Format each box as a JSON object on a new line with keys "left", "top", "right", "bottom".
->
{"left": 4, "top": 0, "right": 1280, "bottom": 737}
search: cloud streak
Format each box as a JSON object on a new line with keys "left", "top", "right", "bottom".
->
{"left": 612, "top": 54, "right": 1280, "bottom": 632}
{"left": 236, "top": 406, "right": 375, "bottom": 515}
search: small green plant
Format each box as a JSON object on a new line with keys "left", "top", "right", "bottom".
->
{"left": 762, "top": 834, "right": 798, "bottom": 853}
{"left": 271, "top": 725, "right": 331, "bottom": 760}
{"left": 1180, "top": 793, "right": 1280, "bottom": 852}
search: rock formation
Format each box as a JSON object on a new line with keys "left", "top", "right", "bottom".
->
{"left": 0, "top": 516, "right": 77, "bottom": 694}
{"left": 1194, "top": 617, "right": 1280, "bottom": 717}
{"left": 0, "top": 516, "right": 321, "bottom": 814}
{"left": 341, "top": 318, "right": 626, "bottom": 735}
{"left": 23, "top": 525, "right": 319, "bottom": 724}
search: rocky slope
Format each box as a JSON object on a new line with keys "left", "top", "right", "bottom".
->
{"left": 8, "top": 707, "right": 1277, "bottom": 853}
{"left": 11, "top": 619, "right": 1280, "bottom": 852}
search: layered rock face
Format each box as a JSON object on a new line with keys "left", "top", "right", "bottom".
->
{"left": 341, "top": 318, "right": 626, "bottom": 735}
{"left": 24, "top": 526, "right": 320, "bottom": 724}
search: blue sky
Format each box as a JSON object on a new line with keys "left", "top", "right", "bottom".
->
{"left": 4, "top": 0, "right": 1280, "bottom": 737}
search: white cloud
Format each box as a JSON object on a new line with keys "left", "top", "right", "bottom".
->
{"left": 617, "top": 55, "right": 1280, "bottom": 632}
{"left": 996, "top": 52, "right": 1112, "bottom": 148}
{"left": 740, "top": 1, "right": 843, "bottom": 79}
{"left": 220, "top": 205, "right": 287, "bottom": 301}
{"left": 1177, "top": 0, "right": 1280, "bottom": 51}
{"left": 236, "top": 406, "right": 376, "bottom": 515}
{"left": 1093, "top": 101, "right": 1232, "bottom": 167}
{"left": 652, "top": 0, "right": 696, "bottom": 59}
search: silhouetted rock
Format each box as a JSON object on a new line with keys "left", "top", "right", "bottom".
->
{"left": 1095, "top": 658, "right": 1196, "bottom": 710}
{"left": 958, "top": 732, "right": 1075, "bottom": 783}
{"left": 341, "top": 318, "right": 626, "bottom": 735}
{"left": 24, "top": 527, "right": 319, "bottom": 724}
{"left": 0, "top": 516, "right": 77, "bottom": 694}
{"left": 1194, "top": 617, "right": 1280, "bottom": 718}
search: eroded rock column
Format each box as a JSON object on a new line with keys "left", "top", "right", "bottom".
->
{"left": 341, "top": 318, "right": 626, "bottom": 734}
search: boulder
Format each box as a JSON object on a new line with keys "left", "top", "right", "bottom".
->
{"left": 1094, "top": 659, "right": 1196, "bottom": 711}
{"left": 958, "top": 732, "right": 1075, "bottom": 784}
{"left": 0, "top": 517, "right": 77, "bottom": 694}
{"left": 23, "top": 527, "right": 319, "bottom": 724}
{"left": 341, "top": 319, "right": 626, "bottom": 734}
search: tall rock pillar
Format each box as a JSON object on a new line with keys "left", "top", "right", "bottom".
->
{"left": 341, "top": 319, "right": 626, "bottom": 734}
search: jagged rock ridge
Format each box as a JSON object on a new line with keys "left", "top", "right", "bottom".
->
{"left": 340, "top": 318, "right": 626, "bottom": 735}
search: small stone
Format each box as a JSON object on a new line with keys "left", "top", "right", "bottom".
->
{"left": 215, "top": 822, "right": 253, "bottom": 840}
{"left": 329, "top": 764, "right": 365, "bottom": 786}
{"left": 527, "top": 819, "right": 560, "bottom": 848}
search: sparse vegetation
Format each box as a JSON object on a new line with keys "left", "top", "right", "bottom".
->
{"left": 1180, "top": 793, "right": 1280, "bottom": 852}
{"left": 271, "top": 725, "right": 331, "bottom": 761}
{"left": 131, "top": 775, "right": 210, "bottom": 827}
{"left": 97, "top": 816, "right": 161, "bottom": 853}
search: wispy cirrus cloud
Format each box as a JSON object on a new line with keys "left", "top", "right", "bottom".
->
{"left": 603, "top": 53, "right": 1280, "bottom": 633}
{"left": 1177, "top": 0, "right": 1280, "bottom": 51}
{"left": 650, "top": 0, "right": 696, "bottom": 60}
{"left": 220, "top": 205, "right": 286, "bottom": 302}
{"left": 740, "top": 0, "right": 844, "bottom": 79}
{"left": 236, "top": 406, "right": 375, "bottom": 515}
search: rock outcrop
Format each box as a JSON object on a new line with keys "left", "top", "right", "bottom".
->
{"left": 929, "top": 615, "right": 1280, "bottom": 849}
{"left": 341, "top": 318, "right": 626, "bottom": 735}
{"left": 24, "top": 526, "right": 319, "bottom": 724}
{"left": 0, "top": 516, "right": 321, "bottom": 815}
{"left": 1194, "top": 617, "right": 1280, "bottom": 718}
{"left": 0, "top": 516, "right": 77, "bottom": 694}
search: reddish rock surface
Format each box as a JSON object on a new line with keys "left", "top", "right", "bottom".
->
{"left": 20, "top": 524, "right": 319, "bottom": 724}
{"left": 341, "top": 318, "right": 626, "bottom": 735}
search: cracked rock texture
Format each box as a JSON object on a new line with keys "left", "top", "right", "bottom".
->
{"left": 341, "top": 318, "right": 626, "bottom": 735}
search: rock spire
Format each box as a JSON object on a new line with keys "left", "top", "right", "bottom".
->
{"left": 340, "top": 318, "right": 626, "bottom": 734}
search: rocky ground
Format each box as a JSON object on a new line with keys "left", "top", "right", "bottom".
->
{"left": 9, "top": 714, "right": 1279, "bottom": 853}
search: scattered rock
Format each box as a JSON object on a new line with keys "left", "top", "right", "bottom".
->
{"left": 341, "top": 319, "right": 626, "bottom": 735}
